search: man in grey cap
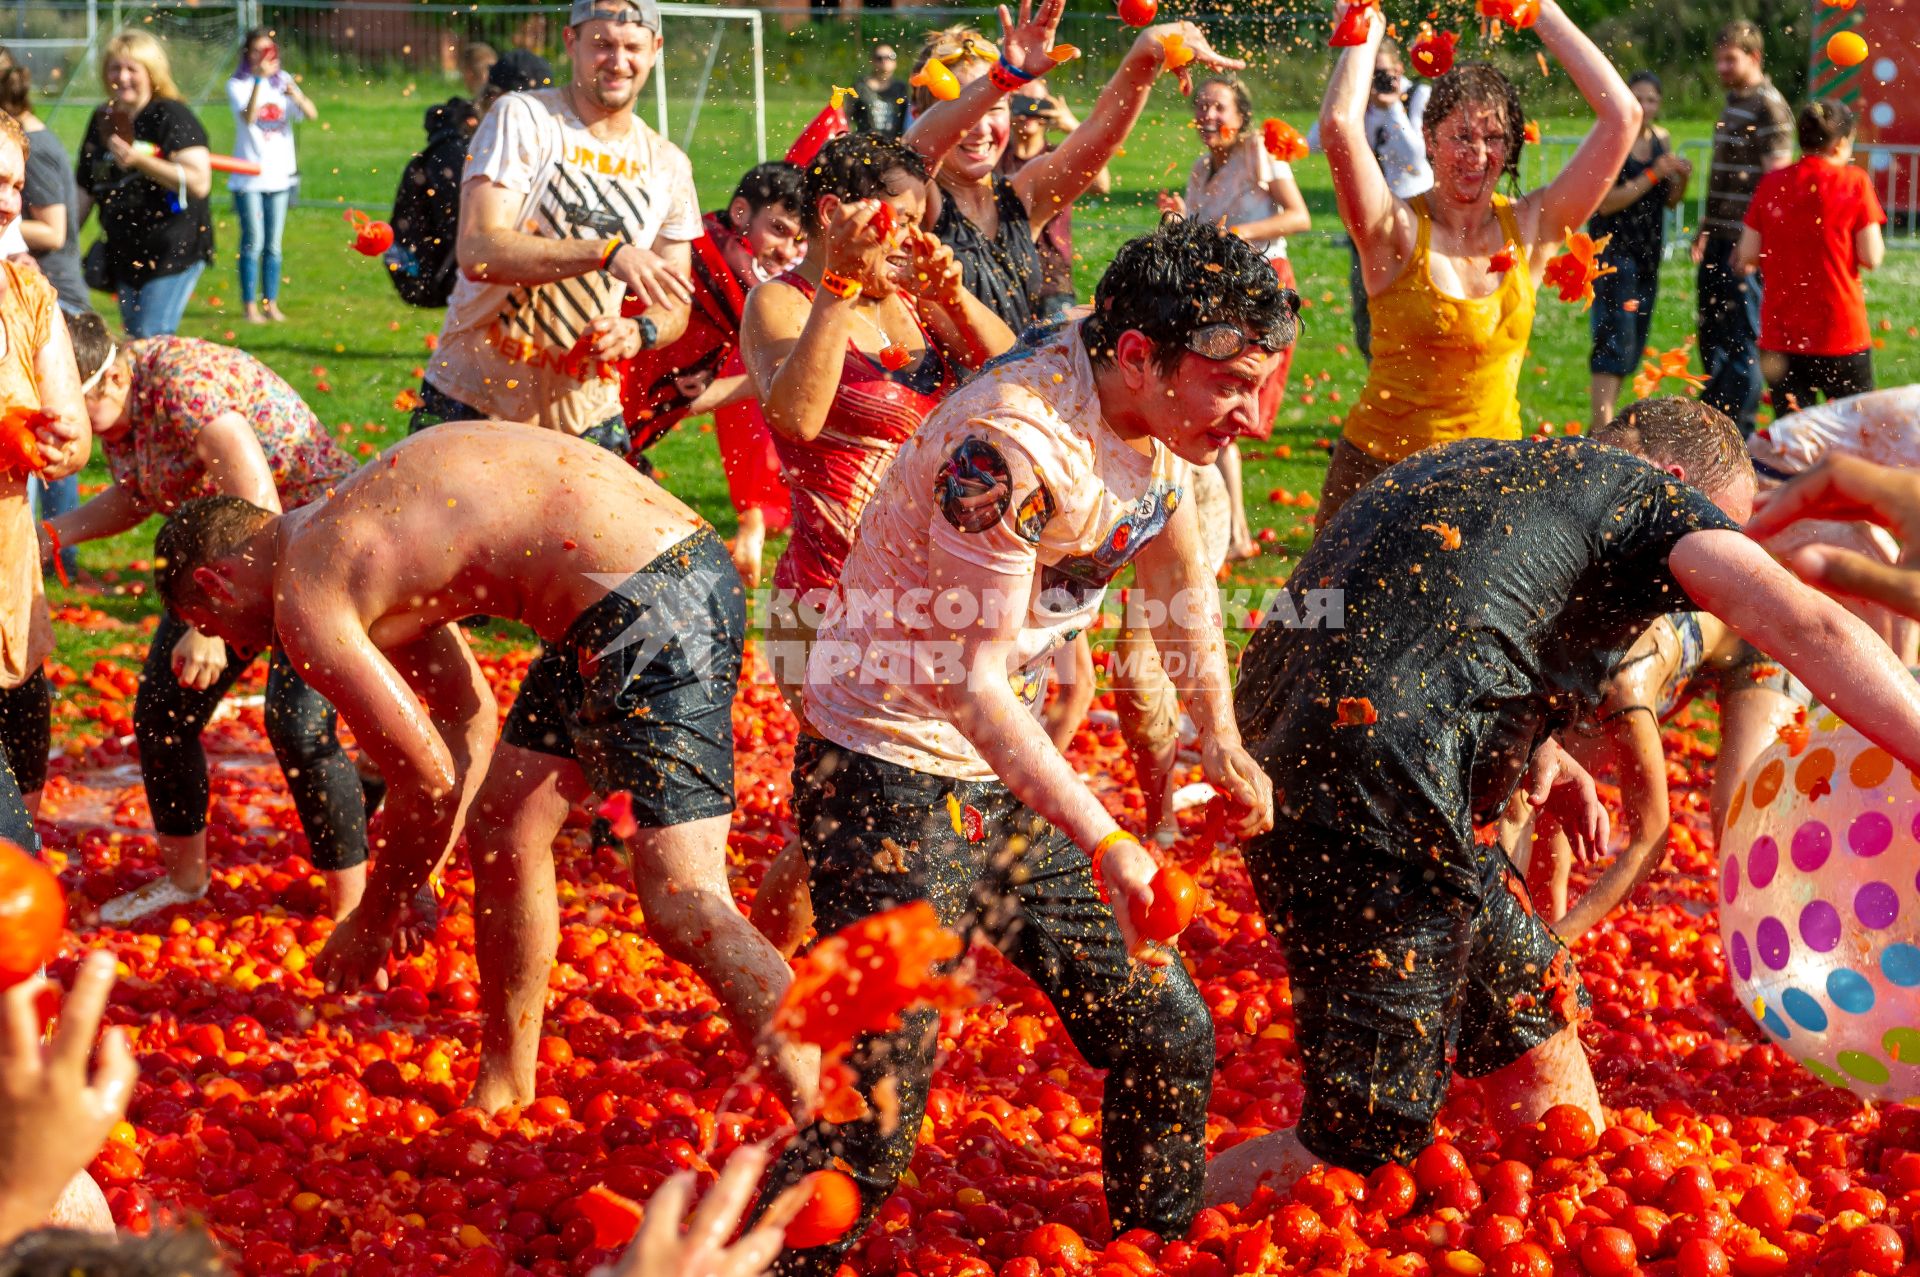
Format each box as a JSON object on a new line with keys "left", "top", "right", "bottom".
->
{"left": 410, "top": 0, "right": 701, "bottom": 452}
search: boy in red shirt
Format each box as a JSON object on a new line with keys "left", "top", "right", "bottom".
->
{"left": 1736, "top": 100, "right": 1887, "bottom": 415}
{"left": 620, "top": 161, "right": 804, "bottom": 583}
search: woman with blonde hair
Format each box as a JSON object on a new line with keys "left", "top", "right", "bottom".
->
{"left": 903, "top": 0, "right": 1239, "bottom": 333}
{"left": 76, "top": 29, "right": 214, "bottom": 337}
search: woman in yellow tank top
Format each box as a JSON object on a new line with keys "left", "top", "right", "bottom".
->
{"left": 1316, "top": 0, "right": 1641, "bottom": 523}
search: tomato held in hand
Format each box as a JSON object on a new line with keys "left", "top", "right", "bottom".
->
{"left": 1130, "top": 865, "right": 1199, "bottom": 943}
{"left": 1117, "top": 0, "right": 1158, "bottom": 26}
{"left": 785, "top": 1169, "right": 862, "bottom": 1249}
{"left": 0, "top": 841, "right": 64, "bottom": 989}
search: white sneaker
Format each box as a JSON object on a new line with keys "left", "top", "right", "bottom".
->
{"left": 99, "top": 877, "right": 208, "bottom": 925}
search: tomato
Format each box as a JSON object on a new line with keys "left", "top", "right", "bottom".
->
{"left": 1847, "top": 1223, "right": 1904, "bottom": 1276}
{"left": 1116, "top": 0, "right": 1158, "bottom": 24}
{"left": 1674, "top": 1238, "right": 1730, "bottom": 1277}
{"left": 1580, "top": 1226, "right": 1636, "bottom": 1276}
{"left": 1735, "top": 1177, "right": 1793, "bottom": 1239}
{"left": 1537, "top": 1105, "right": 1599, "bottom": 1159}
{"left": 1663, "top": 1164, "right": 1717, "bottom": 1215}
{"left": 1367, "top": 1164, "right": 1417, "bottom": 1220}
{"left": 1415, "top": 1142, "right": 1470, "bottom": 1193}
{"left": 1495, "top": 1241, "right": 1554, "bottom": 1277}
{"left": 0, "top": 841, "right": 64, "bottom": 987}
{"left": 785, "top": 1170, "right": 862, "bottom": 1250}
{"left": 1132, "top": 866, "right": 1199, "bottom": 943}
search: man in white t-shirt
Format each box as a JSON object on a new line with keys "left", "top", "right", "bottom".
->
{"left": 754, "top": 220, "right": 1290, "bottom": 1276}
{"left": 412, "top": 0, "right": 700, "bottom": 451}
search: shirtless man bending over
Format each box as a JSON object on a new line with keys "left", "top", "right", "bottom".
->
{"left": 149, "top": 422, "right": 810, "bottom": 1115}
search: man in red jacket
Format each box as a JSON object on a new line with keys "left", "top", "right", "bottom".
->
{"left": 621, "top": 161, "right": 804, "bottom": 584}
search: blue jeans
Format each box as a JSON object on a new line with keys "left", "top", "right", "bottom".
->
{"left": 28, "top": 473, "right": 78, "bottom": 580}
{"left": 1697, "top": 237, "right": 1763, "bottom": 433}
{"left": 117, "top": 261, "right": 206, "bottom": 338}
{"left": 1590, "top": 246, "right": 1660, "bottom": 377}
{"left": 233, "top": 188, "right": 290, "bottom": 305}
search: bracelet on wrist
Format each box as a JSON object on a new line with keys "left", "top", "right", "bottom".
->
{"left": 600, "top": 235, "right": 623, "bottom": 269}
{"left": 636, "top": 316, "right": 659, "bottom": 349}
{"left": 988, "top": 55, "right": 1038, "bottom": 93}
{"left": 818, "top": 269, "right": 863, "bottom": 300}
{"left": 1091, "top": 829, "right": 1138, "bottom": 862}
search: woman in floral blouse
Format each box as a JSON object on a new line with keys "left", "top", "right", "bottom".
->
{"left": 47, "top": 318, "right": 380, "bottom": 924}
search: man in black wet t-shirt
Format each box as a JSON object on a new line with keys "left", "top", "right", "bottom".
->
{"left": 1208, "top": 398, "right": 1920, "bottom": 1201}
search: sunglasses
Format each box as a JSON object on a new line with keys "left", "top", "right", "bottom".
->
{"left": 1186, "top": 323, "right": 1288, "bottom": 361}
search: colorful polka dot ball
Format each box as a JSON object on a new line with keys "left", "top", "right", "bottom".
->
{"left": 1721, "top": 709, "right": 1920, "bottom": 1101}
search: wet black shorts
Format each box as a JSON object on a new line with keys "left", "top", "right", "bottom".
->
{"left": 502, "top": 527, "right": 744, "bottom": 827}
{"left": 1244, "top": 824, "right": 1588, "bottom": 1171}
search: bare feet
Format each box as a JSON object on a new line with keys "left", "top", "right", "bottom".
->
{"left": 325, "top": 863, "right": 369, "bottom": 922}
{"left": 265, "top": 301, "right": 288, "bottom": 322}
{"left": 245, "top": 304, "right": 267, "bottom": 325}
{"left": 466, "top": 1058, "right": 532, "bottom": 1115}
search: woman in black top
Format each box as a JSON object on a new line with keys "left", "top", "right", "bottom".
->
{"left": 1586, "top": 71, "right": 1691, "bottom": 432}
{"left": 76, "top": 29, "right": 213, "bottom": 338}
{"left": 903, "top": 4, "right": 1237, "bottom": 334}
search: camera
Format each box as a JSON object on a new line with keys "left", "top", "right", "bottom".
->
{"left": 1372, "top": 68, "right": 1399, "bottom": 96}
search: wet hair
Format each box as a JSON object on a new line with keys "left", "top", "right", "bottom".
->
{"left": 101, "top": 29, "right": 182, "bottom": 102}
{"left": 731, "top": 160, "right": 804, "bottom": 217}
{"left": 1424, "top": 62, "right": 1525, "bottom": 187}
{"left": 1628, "top": 70, "right": 1662, "bottom": 95}
{"left": 155, "top": 496, "right": 276, "bottom": 611}
{"left": 909, "top": 25, "right": 995, "bottom": 115}
{"left": 1082, "top": 217, "right": 1300, "bottom": 375}
{"left": 1798, "top": 99, "right": 1855, "bottom": 154}
{"left": 0, "top": 108, "right": 20, "bottom": 159}
{"left": 0, "top": 1227, "right": 231, "bottom": 1276}
{"left": 65, "top": 311, "right": 118, "bottom": 387}
{"left": 1195, "top": 74, "right": 1253, "bottom": 128}
{"left": 0, "top": 47, "right": 30, "bottom": 120}
{"left": 1592, "top": 397, "right": 1752, "bottom": 496}
{"left": 1717, "top": 20, "right": 1765, "bottom": 57}
{"left": 798, "top": 133, "right": 930, "bottom": 235}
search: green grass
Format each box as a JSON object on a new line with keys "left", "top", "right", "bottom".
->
{"left": 36, "top": 78, "right": 1920, "bottom": 670}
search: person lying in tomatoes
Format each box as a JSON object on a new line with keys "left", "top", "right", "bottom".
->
{"left": 143, "top": 422, "right": 816, "bottom": 1120}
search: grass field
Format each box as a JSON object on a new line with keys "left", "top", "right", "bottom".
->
{"left": 33, "top": 77, "right": 1920, "bottom": 667}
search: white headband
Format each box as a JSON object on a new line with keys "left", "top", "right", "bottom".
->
{"left": 79, "top": 342, "right": 116, "bottom": 395}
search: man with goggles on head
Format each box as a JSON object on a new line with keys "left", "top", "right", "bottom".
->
{"left": 409, "top": 0, "right": 700, "bottom": 455}
{"left": 751, "top": 218, "right": 1288, "bottom": 1276}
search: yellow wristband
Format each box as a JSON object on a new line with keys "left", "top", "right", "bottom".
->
{"left": 1091, "top": 829, "right": 1137, "bottom": 861}
{"left": 600, "top": 236, "right": 623, "bottom": 269}
{"left": 818, "top": 269, "right": 863, "bottom": 300}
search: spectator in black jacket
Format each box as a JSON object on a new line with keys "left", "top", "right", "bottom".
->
{"left": 386, "top": 49, "right": 552, "bottom": 308}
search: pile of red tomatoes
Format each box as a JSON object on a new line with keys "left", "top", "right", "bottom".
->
{"left": 32, "top": 616, "right": 1920, "bottom": 1277}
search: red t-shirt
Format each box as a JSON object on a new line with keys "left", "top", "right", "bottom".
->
{"left": 1746, "top": 155, "right": 1885, "bottom": 357}
{"left": 619, "top": 212, "right": 751, "bottom": 448}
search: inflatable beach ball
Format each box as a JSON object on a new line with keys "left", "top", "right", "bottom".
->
{"left": 1720, "top": 707, "right": 1920, "bottom": 1101}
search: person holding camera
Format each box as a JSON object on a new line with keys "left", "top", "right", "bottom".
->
{"left": 228, "top": 27, "right": 319, "bottom": 324}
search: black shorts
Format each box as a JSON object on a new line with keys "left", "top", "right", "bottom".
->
{"left": 502, "top": 527, "right": 744, "bottom": 827}
{"left": 1244, "top": 823, "right": 1588, "bottom": 1171}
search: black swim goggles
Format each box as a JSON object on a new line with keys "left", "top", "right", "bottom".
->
{"left": 1185, "top": 323, "right": 1290, "bottom": 361}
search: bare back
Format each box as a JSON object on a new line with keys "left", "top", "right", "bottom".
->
{"left": 279, "top": 421, "right": 705, "bottom": 651}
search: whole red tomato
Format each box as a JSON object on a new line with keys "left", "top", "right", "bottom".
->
{"left": 1536, "top": 1104, "right": 1599, "bottom": 1158}
{"left": 1117, "top": 0, "right": 1158, "bottom": 25}
{"left": 1132, "top": 866, "right": 1199, "bottom": 942}
{"left": 785, "top": 1170, "right": 861, "bottom": 1250}
{"left": 0, "top": 841, "right": 63, "bottom": 988}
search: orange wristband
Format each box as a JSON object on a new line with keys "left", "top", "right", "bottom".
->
{"left": 818, "top": 269, "right": 862, "bottom": 300}
{"left": 600, "top": 236, "right": 623, "bottom": 269}
{"left": 1091, "top": 829, "right": 1138, "bottom": 861}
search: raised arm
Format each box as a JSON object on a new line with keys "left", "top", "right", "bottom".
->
{"left": 739, "top": 200, "right": 887, "bottom": 443}
{"left": 1130, "top": 484, "right": 1273, "bottom": 837}
{"left": 899, "top": 227, "right": 1016, "bottom": 369}
{"left": 1013, "top": 23, "right": 1243, "bottom": 237}
{"left": 1518, "top": 0, "right": 1640, "bottom": 251}
{"left": 1319, "top": 6, "right": 1403, "bottom": 273}
{"left": 1672, "top": 527, "right": 1920, "bottom": 774}
{"left": 904, "top": 0, "right": 1067, "bottom": 177}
